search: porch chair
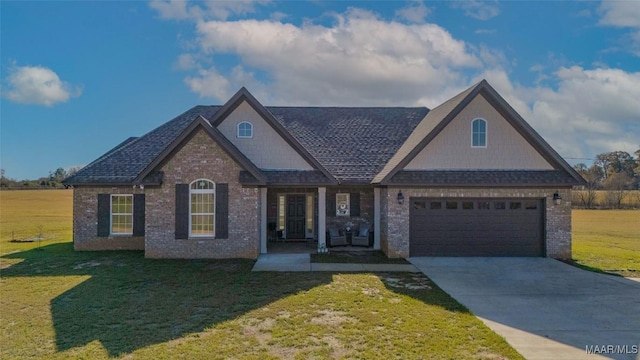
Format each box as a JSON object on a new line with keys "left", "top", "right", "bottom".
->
{"left": 328, "top": 227, "right": 348, "bottom": 247}
{"left": 351, "top": 225, "right": 371, "bottom": 247}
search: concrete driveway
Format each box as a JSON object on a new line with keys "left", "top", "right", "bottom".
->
{"left": 409, "top": 257, "right": 640, "bottom": 360}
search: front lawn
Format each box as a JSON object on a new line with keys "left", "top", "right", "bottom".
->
{"left": 0, "top": 244, "right": 522, "bottom": 359}
{"left": 572, "top": 210, "right": 640, "bottom": 277}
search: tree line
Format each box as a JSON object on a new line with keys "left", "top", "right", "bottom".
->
{"left": 573, "top": 150, "right": 640, "bottom": 208}
{"left": 0, "top": 167, "right": 81, "bottom": 189}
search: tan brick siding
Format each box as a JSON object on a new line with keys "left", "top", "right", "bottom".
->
{"left": 145, "top": 129, "right": 260, "bottom": 259}
{"left": 72, "top": 187, "right": 145, "bottom": 251}
{"left": 382, "top": 187, "right": 572, "bottom": 259}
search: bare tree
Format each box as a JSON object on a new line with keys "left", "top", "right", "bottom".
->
{"left": 573, "top": 163, "right": 602, "bottom": 208}
{"left": 604, "top": 172, "right": 632, "bottom": 208}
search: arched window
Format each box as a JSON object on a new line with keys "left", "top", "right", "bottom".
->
{"left": 471, "top": 118, "right": 487, "bottom": 147}
{"left": 237, "top": 121, "right": 253, "bottom": 138}
{"left": 190, "top": 179, "right": 215, "bottom": 237}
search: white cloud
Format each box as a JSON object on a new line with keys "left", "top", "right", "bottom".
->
{"left": 149, "top": 0, "right": 269, "bottom": 21}
{"left": 474, "top": 28, "right": 496, "bottom": 35}
{"left": 598, "top": 0, "right": 640, "bottom": 56}
{"left": 2, "top": 64, "right": 82, "bottom": 106}
{"left": 187, "top": 8, "right": 480, "bottom": 105}
{"left": 598, "top": 0, "right": 640, "bottom": 27}
{"left": 451, "top": 0, "right": 500, "bottom": 21}
{"left": 184, "top": 66, "right": 231, "bottom": 100}
{"left": 395, "top": 0, "right": 431, "bottom": 24}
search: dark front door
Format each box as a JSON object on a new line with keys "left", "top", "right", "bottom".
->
{"left": 286, "top": 195, "right": 306, "bottom": 239}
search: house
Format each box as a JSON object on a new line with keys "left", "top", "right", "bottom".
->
{"left": 63, "top": 80, "right": 584, "bottom": 259}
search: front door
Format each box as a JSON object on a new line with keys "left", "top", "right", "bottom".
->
{"left": 286, "top": 195, "right": 306, "bottom": 239}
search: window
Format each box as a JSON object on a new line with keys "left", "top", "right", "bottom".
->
{"left": 336, "top": 193, "right": 350, "bottom": 216}
{"left": 430, "top": 201, "right": 442, "bottom": 210}
{"left": 413, "top": 201, "right": 426, "bottom": 209}
{"left": 306, "top": 194, "right": 314, "bottom": 238}
{"left": 190, "top": 179, "right": 215, "bottom": 237}
{"left": 472, "top": 118, "right": 487, "bottom": 147}
{"left": 494, "top": 201, "right": 506, "bottom": 210}
{"left": 510, "top": 202, "right": 522, "bottom": 210}
{"left": 446, "top": 201, "right": 458, "bottom": 210}
{"left": 111, "top": 195, "right": 133, "bottom": 235}
{"left": 478, "top": 201, "right": 490, "bottom": 210}
{"left": 278, "top": 195, "right": 286, "bottom": 231}
{"left": 237, "top": 122, "right": 253, "bottom": 138}
{"left": 462, "top": 201, "right": 474, "bottom": 210}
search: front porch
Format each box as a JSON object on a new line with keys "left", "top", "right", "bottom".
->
{"left": 259, "top": 186, "right": 382, "bottom": 254}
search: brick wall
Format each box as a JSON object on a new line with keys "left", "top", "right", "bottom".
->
{"left": 382, "top": 187, "right": 572, "bottom": 259}
{"left": 72, "top": 186, "right": 145, "bottom": 250}
{"left": 145, "top": 129, "right": 260, "bottom": 259}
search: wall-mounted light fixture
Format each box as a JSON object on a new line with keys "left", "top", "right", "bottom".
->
{"left": 553, "top": 191, "right": 562, "bottom": 205}
{"left": 397, "top": 191, "right": 405, "bottom": 205}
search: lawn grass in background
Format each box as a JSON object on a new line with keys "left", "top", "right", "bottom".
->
{"left": 572, "top": 210, "right": 640, "bottom": 277}
{"left": 0, "top": 190, "right": 72, "bottom": 255}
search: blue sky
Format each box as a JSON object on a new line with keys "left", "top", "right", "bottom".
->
{"left": 2, "top": 0, "right": 639, "bottom": 180}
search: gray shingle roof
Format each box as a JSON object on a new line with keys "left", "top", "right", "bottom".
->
{"left": 65, "top": 106, "right": 221, "bottom": 185}
{"left": 388, "top": 170, "right": 578, "bottom": 186}
{"left": 65, "top": 105, "right": 427, "bottom": 185}
{"left": 64, "top": 83, "right": 582, "bottom": 187}
{"left": 268, "top": 107, "right": 428, "bottom": 183}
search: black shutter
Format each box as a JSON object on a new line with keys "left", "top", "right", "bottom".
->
{"left": 133, "top": 194, "right": 145, "bottom": 236}
{"left": 326, "top": 192, "right": 335, "bottom": 217}
{"left": 175, "top": 184, "right": 189, "bottom": 239}
{"left": 350, "top": 192, "right": 360, "bottom": 217}
{"left": 97, "top": 194, "right": 111, "bottom": 237}
{"left": 215, "top": 183, "right": 228, "bottom": 238}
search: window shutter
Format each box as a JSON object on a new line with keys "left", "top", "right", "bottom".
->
{"left": 133, "top": 194, "right": 145, "bottom": 236}
{"left": 350, "top": 192, "right": 360, "bottom": 217}
{"left": 97, "top": 194, "right": 111, "bottom": 237}
{"left": 215, "top": 183, "right": 228, "bottom": 238}
{"left": 175, "top": 184, "right": 189, "bottom": 239}
{"left": 326, "top": 193, "right": 335, "bottom": 217}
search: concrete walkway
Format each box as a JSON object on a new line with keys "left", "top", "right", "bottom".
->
{"left": 251, "top": 253, "right": 419, "bottom": 272}
{"left": 410, "top": 257, "right": 640, "bottom": 360}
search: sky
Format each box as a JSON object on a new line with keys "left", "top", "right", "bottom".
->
{"left": 1, "top": 0, "right": 639, "bottom": 180}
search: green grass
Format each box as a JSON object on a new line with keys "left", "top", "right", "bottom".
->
{"left": 0, "top": 244, "right": 522, "bottom": 359}
{"left": 0, "top": 189, "right": 73, "bottom": 255}
{"left": 572, "top": 210, "right": 640, "bottom": 277}
{"left": 311, "top": 251, "right": 409, "bottom": 264}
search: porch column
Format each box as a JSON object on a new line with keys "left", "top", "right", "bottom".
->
{"left": 260, "top": 187, "right": 267, "bottom": 254}
{"left": 318, "top": 187, "right": 327, "bottom": 249}
{"left": 374, "top": 187, "right": 381, "bottom": 250}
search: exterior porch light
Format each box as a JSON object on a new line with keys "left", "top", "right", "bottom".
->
{"left": 553, "top": 191, "right": 562, "bottom": 206}
{"left": 397, "top": 191, "right": 405, "bottom": 205}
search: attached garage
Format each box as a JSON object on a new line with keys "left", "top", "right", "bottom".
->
{"left": 409, "top": 198, "right": 544, "bottom": 257}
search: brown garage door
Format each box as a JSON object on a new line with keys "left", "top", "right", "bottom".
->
{"left": 410, "top": 198, "right": 544, "bottom": 257}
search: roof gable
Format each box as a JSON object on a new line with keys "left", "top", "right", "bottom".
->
{"left": 404, "top": 94, "right": 554, "bottom": 170}
{"left": 373, "top": 80, "right": 584, "bottom": 185}
{"left": 135, "top": 116, "right": 266, "bottom": 185}
{"left": 210, "top": 88, "right": 337, "bottom": 184}
{"left": 217, "top": 100, "right": 315, "bottom": 170}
